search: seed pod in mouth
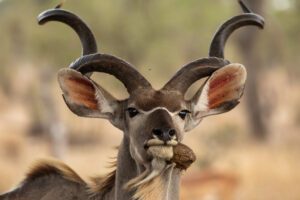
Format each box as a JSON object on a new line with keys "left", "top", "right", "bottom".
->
{"left": 171, "top": 143, "right": 196, "bottom": 170}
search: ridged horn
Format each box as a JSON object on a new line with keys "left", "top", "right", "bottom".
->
{"left": 38, "top": 8, "right": 97, "bottom": 56}
{"left": 163, "top": 57, "right": 229, "bottom": 93}
{"left": 70, "top": 53, "right": 152, "bottom": 93}
{"left": 209, "top": 0, "right": 264, "bottom": 58}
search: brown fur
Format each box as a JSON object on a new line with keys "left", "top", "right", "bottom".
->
{"left": 24, "top": 159, "right": 85, "bottom": 184}
{"left": 132, "top": 89, "right": 183, "bottom": 112}
{"left": 88, "top": 160, "right": 117, "bottom": 199}
{"left": 23, "top": 159, "right": 118, "bottom": 200}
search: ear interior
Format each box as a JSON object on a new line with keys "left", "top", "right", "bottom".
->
{"left": 192, "top": 63, "right": 247, "bottom": 117}
{"left": 58, "top": 69, "right": 114, "bottom": 118}
{"left": 61, "top": 71, "right": 98, "bottom": 110}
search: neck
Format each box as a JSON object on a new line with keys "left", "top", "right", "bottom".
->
{"left": 101, "top": 136, "right": 181, "bottom": 200}
{"left": 133, "top": 166, "right": 181, "bottom": 200}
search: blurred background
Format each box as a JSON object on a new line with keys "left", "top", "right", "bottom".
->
{"left": 0, "top": 0, "right": 299, "bottom": 199}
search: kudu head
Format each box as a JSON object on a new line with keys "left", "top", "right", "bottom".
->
{"left": 38, "top": 0, "right": 264, "bottom": 184}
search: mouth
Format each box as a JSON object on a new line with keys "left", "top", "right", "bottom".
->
{"left": 143, "top": 138, "right": 178, "bottom": 150}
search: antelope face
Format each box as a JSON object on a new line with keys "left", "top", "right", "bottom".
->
{"left": 125, "top": 89, "right": 185, "bottom": 164}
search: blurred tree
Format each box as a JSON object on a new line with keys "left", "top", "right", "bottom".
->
{"left": 236, "top": 0, "right": 267, "bottom": 140}
{"left": 39, "top": 67, "right": 67, "bottom": 158}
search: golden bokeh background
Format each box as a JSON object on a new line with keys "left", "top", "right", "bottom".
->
{"left": 0, "top": 0, "right": 300, "bottom": 199}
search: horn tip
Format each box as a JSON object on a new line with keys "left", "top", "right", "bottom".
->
{"left": 238, "top": 0, "right": 252, "bottom": 14}
{"left": 55, "top": 0, "right": 66, "bottom": 9}
{"left": 37, "top": 10, "right": 51, "bottom": 25}
{"left": 36, "top": 8, "right": 64, "bottom": 25}
{"left": 55, "top": 4, "right": 62, "bottom": 9}
{"left": 37, "top": 12, "right": 46, "bottom": 25}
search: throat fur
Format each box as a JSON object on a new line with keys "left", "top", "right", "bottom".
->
{"left": 133, "top": 165, "right": 175, "bottom": 200}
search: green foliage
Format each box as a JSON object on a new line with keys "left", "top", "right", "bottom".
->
{"left": 0, "top": 0, "right": 298, "bottom": 79}
{"left": 0, "top": 1, "right": 228, "bottom": 72}
{"left": 273, "top": 0, "right": 300, "bottom": 70}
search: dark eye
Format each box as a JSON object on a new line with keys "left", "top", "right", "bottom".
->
{"left": 127, "top": 107, "right": 139, "bottom": 118}
{"left": 178, "top": 110, "right": 190, "bottom": 120}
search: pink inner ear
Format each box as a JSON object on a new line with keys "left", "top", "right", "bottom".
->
{"left": 207, "top": 66, "right": 244, "bottom": 109}
{"left": 64, "top": 76, "right": 98, "bottom": 110}
{"left": 209, "top": 72, "right": 236, "bottom": 91}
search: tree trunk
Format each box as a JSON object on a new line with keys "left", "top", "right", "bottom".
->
{"left": 236, "top": 0, "right": 267, "bottom": 140}
{"left": 40, "top": 67, "right": 67, "bottom": 158}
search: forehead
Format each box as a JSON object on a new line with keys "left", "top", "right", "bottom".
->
{"left": 129, "top": 89, "right": 184, "bottom": 112}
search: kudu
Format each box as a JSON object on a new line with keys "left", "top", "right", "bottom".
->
{"left": 0, "top": 1, "right": 264, "bottom": 200}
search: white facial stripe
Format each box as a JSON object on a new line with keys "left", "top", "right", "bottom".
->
{"left": 139, "top": 107, "right": 177, "bottom": 116}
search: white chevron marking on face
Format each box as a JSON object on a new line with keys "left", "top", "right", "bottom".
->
{"left": 132, "top": 106, "right": 179, "bottom": 117}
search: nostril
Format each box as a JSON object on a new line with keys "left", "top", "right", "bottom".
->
{"left": 169, "top": 129, "right": 176, "bottom": 137}
{"left": 152, "top": 128, "right": 163, "bottom": 137}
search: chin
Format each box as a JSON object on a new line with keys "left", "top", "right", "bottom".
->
{"left": 147, "top": 145, "right": 174, "bottom": 160}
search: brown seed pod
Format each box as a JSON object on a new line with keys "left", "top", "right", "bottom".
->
{"left": 171, "top": 143, "right": 196, "bottom": 170}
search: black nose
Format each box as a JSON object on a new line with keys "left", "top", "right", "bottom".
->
{"left": 152, "top": 128, "right": 176, "bottom": 143}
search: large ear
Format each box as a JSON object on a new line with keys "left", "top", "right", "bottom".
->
{"left": 57, "top": 68, "right": 119, "bottom": 121}
{"left": 185, "top": 63, "right": 247, "bottom": 131}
